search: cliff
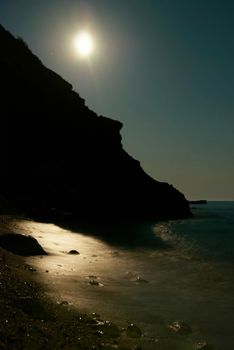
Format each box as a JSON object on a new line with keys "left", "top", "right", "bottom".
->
{"left": 0, "top": 24, "right": 191, "bottom": 220}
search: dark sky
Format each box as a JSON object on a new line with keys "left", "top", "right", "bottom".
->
{"left": 1, "top": 0, "right": 234, "bottom": 200}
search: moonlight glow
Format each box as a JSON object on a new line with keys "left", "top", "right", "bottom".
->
{"left": 74, "top": 32, "right": 94, "bottom": 57}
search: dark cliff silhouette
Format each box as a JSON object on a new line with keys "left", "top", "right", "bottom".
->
{"left": 0, "top": 24, "right": 191, "bottom": 220}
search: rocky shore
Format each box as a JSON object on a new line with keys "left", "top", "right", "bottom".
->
{"left": 0, "top": 244, "right": 147, "bottom": 350}
{"left": 0, "top": 214, "right": 145, "bottom": 350}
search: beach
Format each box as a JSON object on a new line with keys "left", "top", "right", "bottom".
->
{"left": 1, "top": 202, "right": 234, "bottom": 349}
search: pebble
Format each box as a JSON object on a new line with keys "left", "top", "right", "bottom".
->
{"left": 89, "top": 280, "right": 100, "bottom": 286}
{"left": 169, "top": 320, "right": 191, "bottom": 334}
{"left": 94, "top": 321, "right": 120, "bottom": 338}
{"left": 94, "top": 330, "right": 103, "bottom": 336}
{"left": 126, "top": 324, "right": 142, "bottom": 338}
{"left": 28, "top": 267, "right": 37, "bottom": 272}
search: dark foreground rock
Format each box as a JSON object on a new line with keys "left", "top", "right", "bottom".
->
{"left": 68, "top": 249, "right": 80, "bottom": 255}
{"left": 0, "top": 234, "right": 47, "bottom": 256}
{"left": 0, "top": 24, "right": 191, "bottom": 221}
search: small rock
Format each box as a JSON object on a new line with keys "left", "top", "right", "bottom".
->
{"left": 195, "top": 342, "right": 213, "bottom": 350}
{"left": 68, "top": 250, "right": 80, "bottom": 255}
{"left": 94, "top": 321, "right": 120, "bottom": 338}
{"left": 169, "top": 320, "right": 191, "bottom": 334}
{"left": 126, "top": 324, "right": 142, "bottom": 338}
{"left": 89, "top": 280, "right": 100, "bottom": 286}
{"left": 28, "top": 267, "right": 37, "bottom": 272}
{"left": 94, "top": 330, "right": 103, "bottom": 336}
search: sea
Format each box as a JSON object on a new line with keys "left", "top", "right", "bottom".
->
{"left": 12, "top": 201, "right": 234, "bottom": 349}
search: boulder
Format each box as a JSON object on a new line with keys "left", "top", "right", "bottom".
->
{"left": 68, "top": 250, "right": 80, "bottom": 255}
{"left": 0, "top": 234, "right": 47, "bottom": 256}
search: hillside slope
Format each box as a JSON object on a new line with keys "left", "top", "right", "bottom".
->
{"left": 0, "top": 24, "right": 191, "bottom": 220}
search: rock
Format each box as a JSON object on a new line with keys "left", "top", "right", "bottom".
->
{"left": 89, "top": 280, "right": 100, "bottom": 286}
{"left": 126, "top": 324, "right": 142, "bottom": 338}
{"left": 28, "top": 266, "right": 37, "bottom": 272}
{"left": 94, "top": 321, "right": 121, "bottom": 338}
{"left": 195, "top": 342, "right": 213, "bottom": 350}
{"left": 169, "top": 320, "right": 191, "bottom": 334}
{"left": 94, "top": 330, "right": 103, "bottom": 336}
{"left": 0, "top": 234, "right": 47, "bottom": 256}
{"left": 68, "top": 250, "right": 80, "bottom": 255}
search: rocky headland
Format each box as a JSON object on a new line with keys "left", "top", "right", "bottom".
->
{"left": 0, "top": 24, "right": 191, "bottom": 221}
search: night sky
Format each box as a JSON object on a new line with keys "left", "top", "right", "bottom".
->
{"left": 1, "top": 0, "right": 233, "bottom": 200}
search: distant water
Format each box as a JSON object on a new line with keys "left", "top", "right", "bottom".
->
{"left": 14, "top": 201, "right": 234, "bottom": 350}
{"left": 171, "top": 201, "right": 234, "bottom": 262}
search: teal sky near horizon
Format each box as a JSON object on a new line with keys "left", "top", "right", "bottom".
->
{"left": 0, "top": 0, "right": 233, "bottom": 200}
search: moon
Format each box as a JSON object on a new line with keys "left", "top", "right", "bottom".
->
{"left": 74, "top": 32, "right": 94, "bottom": 57}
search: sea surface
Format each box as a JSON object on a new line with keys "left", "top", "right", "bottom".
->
{"left": 8, "top": 201, "right": 234, "bottom": 349}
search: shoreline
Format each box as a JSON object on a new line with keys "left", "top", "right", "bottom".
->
{"left": 0, "top": 242, "right": 146, "bottom": 350}
{"left": 0, "top": 214, "right": 163, "bottom": 350}
{"left": 0, "top": 214, "right": 218, "bottom": 350}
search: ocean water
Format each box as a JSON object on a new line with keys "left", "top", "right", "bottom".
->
{"left": 171, "top": 201, "right": 234, "bottom": 261}
{"left": 8, "top": 201, "right": 234, "bottom": 349}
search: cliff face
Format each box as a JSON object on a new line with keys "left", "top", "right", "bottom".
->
{"left": 0, "top": 24, "right": 191, "bottom": 220}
